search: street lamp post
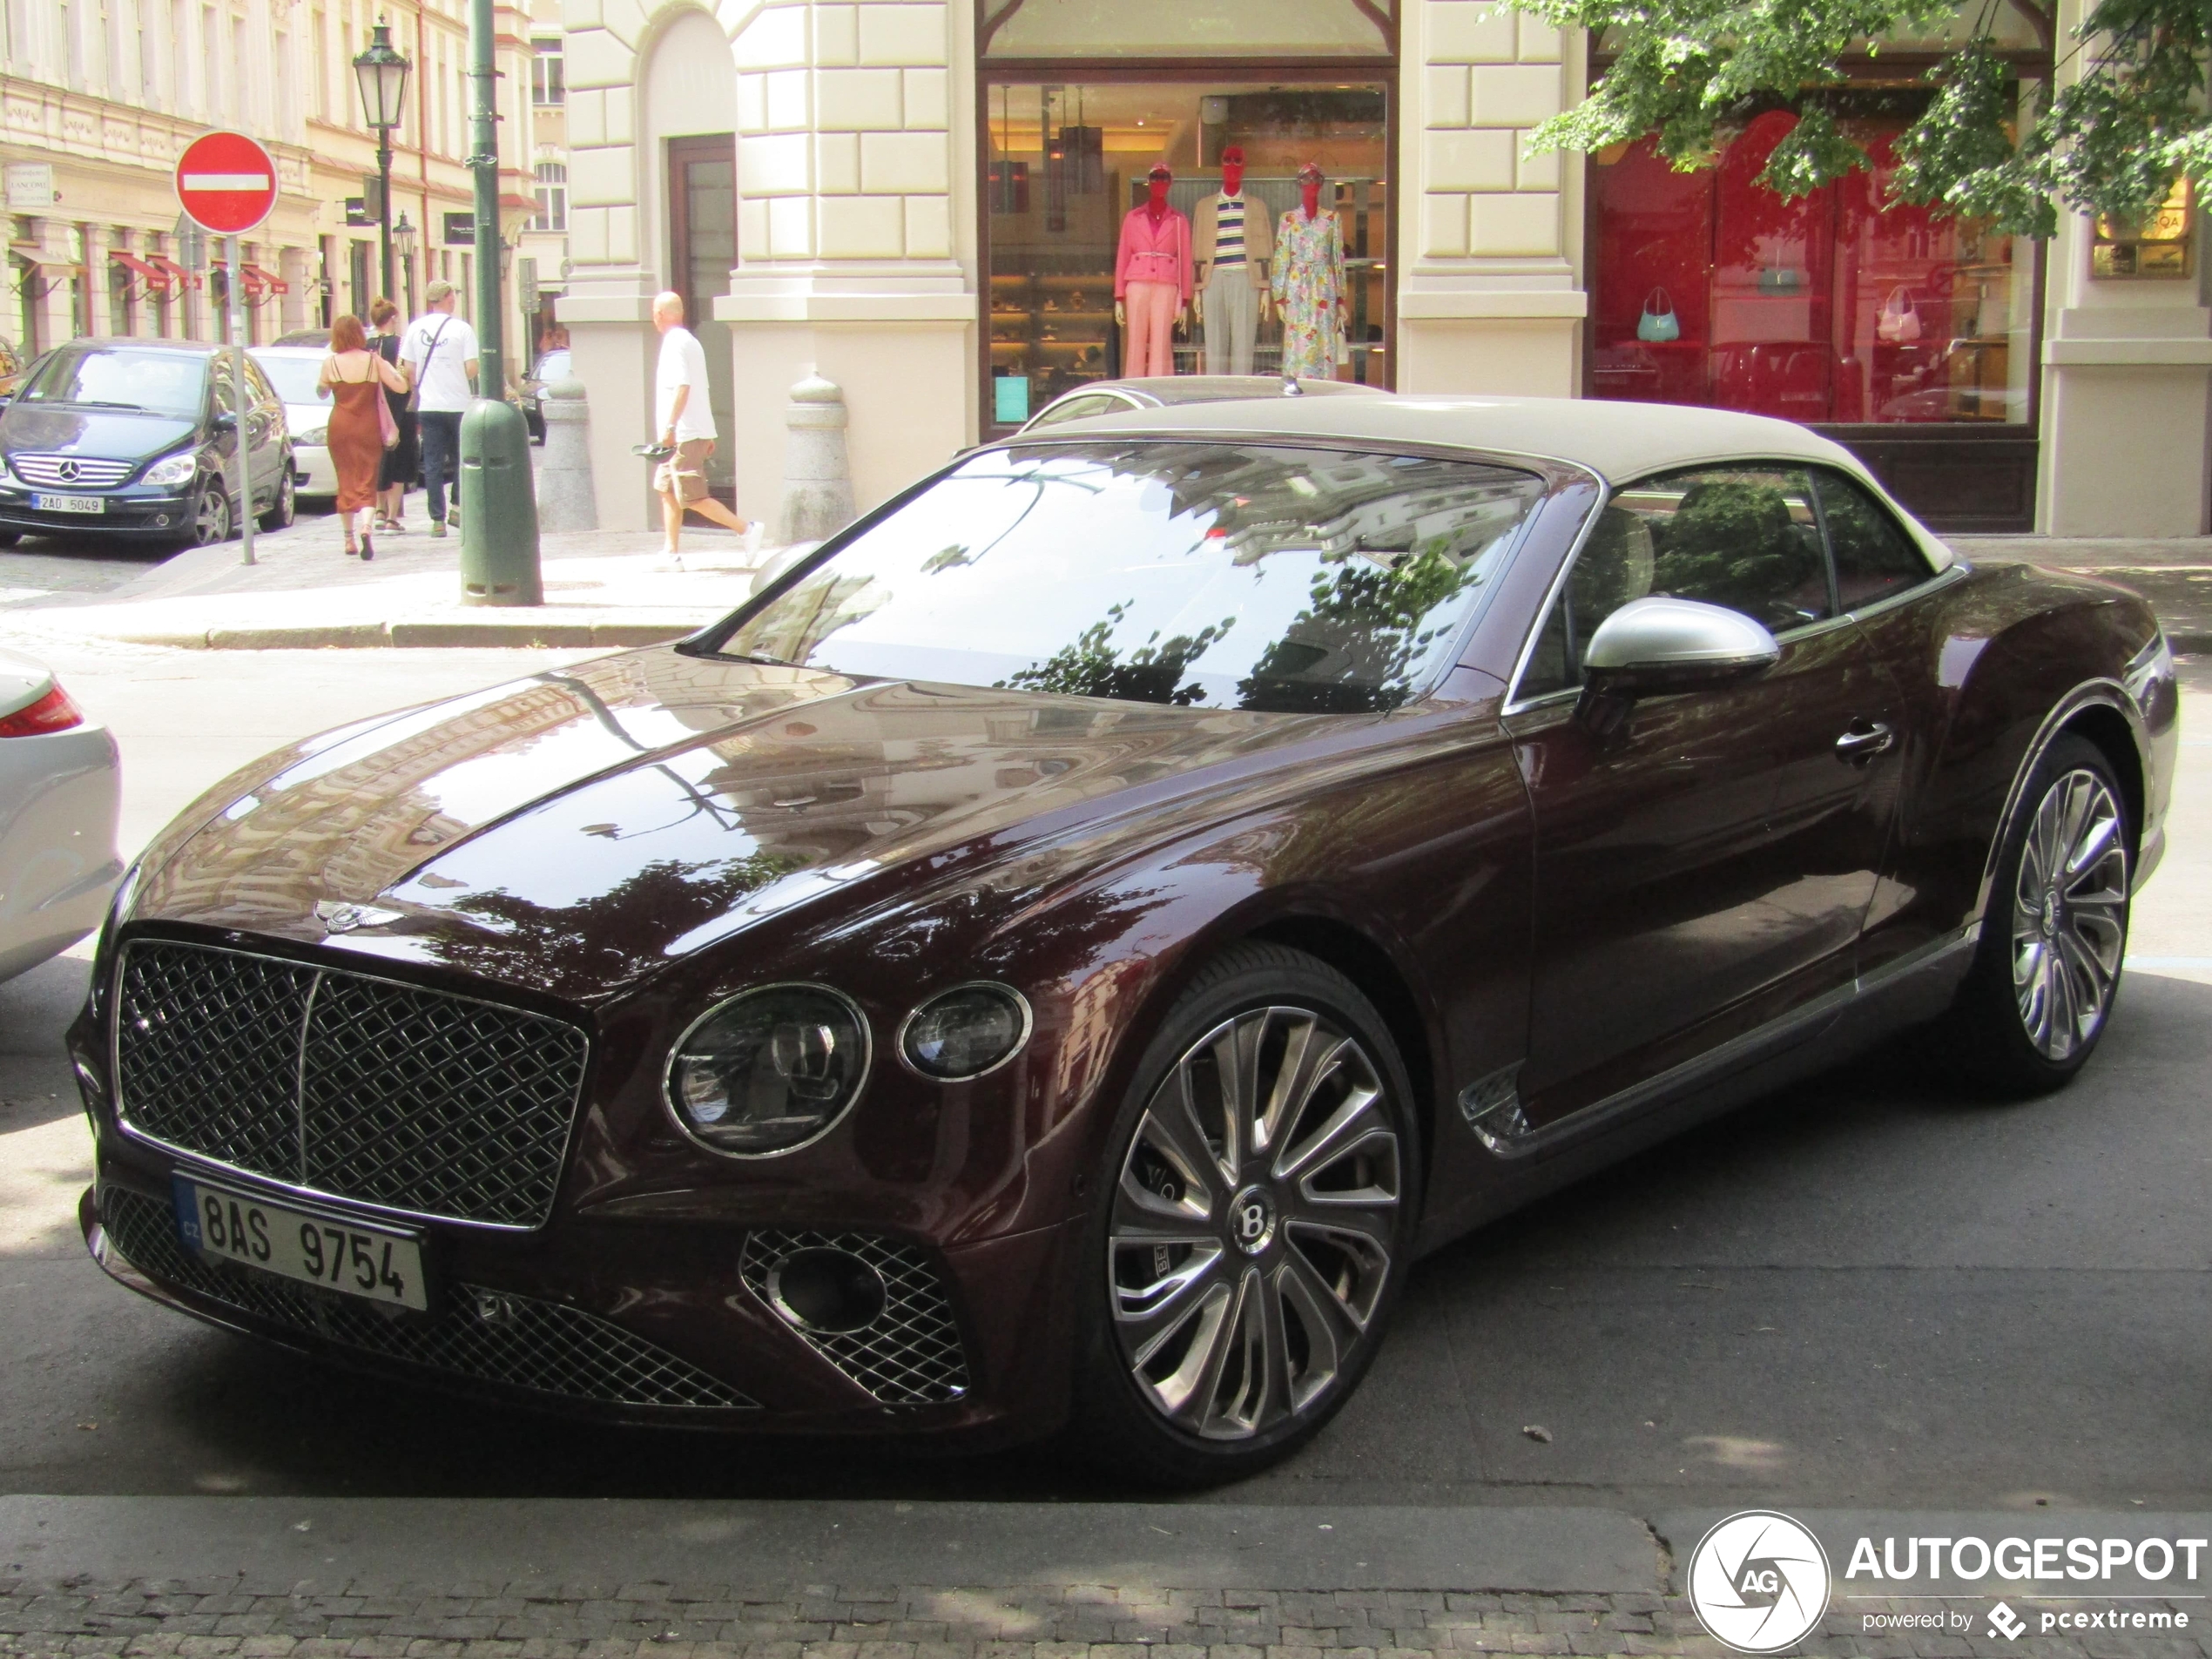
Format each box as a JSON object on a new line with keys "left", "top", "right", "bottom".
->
{"left": 393, "top": 211, "right": 418, "bottom": 315}
{"left": 457, "top": 0, "right": 542, "bottom": 604}
{"left": 352, "top": 20, "right": 411, "bottom": 300}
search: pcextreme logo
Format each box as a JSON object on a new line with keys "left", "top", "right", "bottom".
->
{"left": 1687, "top": 1511, "right": 1833, "bottom": 1653}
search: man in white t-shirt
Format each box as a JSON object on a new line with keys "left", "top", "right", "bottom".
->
{"left": 651, "top": 292, "right": 763, "bottom": 560}
{"left": 399, "top": 280, "right": 480, "bottom": 537}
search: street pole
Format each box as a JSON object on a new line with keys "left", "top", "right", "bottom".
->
{"left": 457, "top": 0, "right": 542, "bottom": 605}
{"left": 377, "top": 130, "right": 395, "bottom": 300}
{"left": 227, "top": 233, "right": 255, "bottom": 568}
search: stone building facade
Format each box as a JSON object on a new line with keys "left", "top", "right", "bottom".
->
{"left": 556, "top": 0, "right": 2212, "bottom": 539}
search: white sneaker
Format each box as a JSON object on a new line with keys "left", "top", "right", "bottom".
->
{"left": 742, "top": 520, "right": 766, "bottom": 559}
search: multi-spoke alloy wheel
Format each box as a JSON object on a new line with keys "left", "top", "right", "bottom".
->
{"left": 1934, "top": 732, "right": 2132, "bottom": 1096}
{"left": 1108, "top": 1001, "right": 1402, "bottom": 1444}
{"left": 2011, "top": 766, "right": 2128, "bottom": 1061}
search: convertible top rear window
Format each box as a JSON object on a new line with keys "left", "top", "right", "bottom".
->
{"left": 720, "top": 441, "right": 1546, "bottom": 713}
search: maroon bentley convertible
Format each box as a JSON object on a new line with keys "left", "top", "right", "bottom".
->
{"left": 76, "top": 396, "right": 2176, "bottom": 1482}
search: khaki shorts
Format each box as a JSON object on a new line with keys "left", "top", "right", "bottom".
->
{"left": 654, "top": 437, "right": 714, "bottom": 504}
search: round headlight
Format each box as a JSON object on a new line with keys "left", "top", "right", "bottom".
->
{"left": 899, "top": 982, "right": 1033, "bottom": 1081}
{"left": 665, "top": 984, "right": 870, "bottom": 1156}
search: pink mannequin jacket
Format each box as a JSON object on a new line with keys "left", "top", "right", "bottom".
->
{"left": 1115, "top": 206, "right": 1193, "bottom": 303}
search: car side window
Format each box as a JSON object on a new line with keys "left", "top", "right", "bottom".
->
{"left": 1814, "top": 469, "right": 1932, "bottom": 610}
{"left": 1516, "top": 464, "right": 1830, "bottom": 700}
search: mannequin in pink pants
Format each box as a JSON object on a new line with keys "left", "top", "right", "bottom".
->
{"left": 1114, "top": 165, "right": 1191, "bottom": 378}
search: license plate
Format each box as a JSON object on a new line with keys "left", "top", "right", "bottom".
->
{"left": 32, "top": 493, "right": 104, "bottom": 513}
{"left": 172, "top": 1177, "right": 428, "bottom": 1311}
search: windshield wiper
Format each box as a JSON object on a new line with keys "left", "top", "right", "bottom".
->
{"left": 59, "top": 400, "right": 162, "bottom": 411}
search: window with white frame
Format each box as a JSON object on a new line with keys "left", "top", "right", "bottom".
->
{"left": 532, "top": 161, "right": 566, "bottom": 233}
{"left": 531, "top": 37, "right": 563, "bottom": 105}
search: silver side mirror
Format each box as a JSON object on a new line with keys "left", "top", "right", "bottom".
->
{"left": 1580, "top": 596, "right": 1780, "bottom": 699}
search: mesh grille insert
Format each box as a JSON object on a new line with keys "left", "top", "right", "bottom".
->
{"left": 99, "top": 1184, "right": 756, "bottom": 1412}
{"left": 115, "top": 939, "right": 588, "bottom": 1229}
{"left": 740, "top": 1230, "right": 971, "bottom": 1406}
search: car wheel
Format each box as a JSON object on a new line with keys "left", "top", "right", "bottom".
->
{"left": 1075, "top": 941, "right": 1420, "bottom": 1486}
{"left": 1939, "top": 732, "right": 2132, "bottom": 1095}
{"left": 259, "top": 467, "right": 295, "bottom": 531}
{"left": 192, "top": 481, "right": 233, "bottom": 546}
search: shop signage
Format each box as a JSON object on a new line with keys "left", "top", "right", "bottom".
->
{"left": 443, "top": 212, "right": 476, "bottom": 246}
{"left": 4, "top": 161, "right": 55, "bottom": 211}
{"left": 2093, "top": 180, "right": 2193, "bottom": 278}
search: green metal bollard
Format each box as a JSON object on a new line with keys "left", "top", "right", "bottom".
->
{"left": 458, "top": 395, "right": 543, "bottom": 606}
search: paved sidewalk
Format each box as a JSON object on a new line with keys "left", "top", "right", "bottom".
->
{"left": 0, "top": 518, "right": 769, "bottom": 652}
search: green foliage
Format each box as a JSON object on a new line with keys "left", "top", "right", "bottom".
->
{"left": 1504, "top": 0, "right": 2212, "bottom": 231}
{"left": 1000, "top": 600, "right": 1238, "bottom": 706}
{"left": 1237, "top": 546, "right": 1479, "bottom": 712}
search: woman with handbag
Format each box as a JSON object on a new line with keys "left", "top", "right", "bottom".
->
{"left": 318, "top": 313, "right": 410, "bottom": 561}
{"left": 368, "top": 298, "right": 418, "bottom": 534}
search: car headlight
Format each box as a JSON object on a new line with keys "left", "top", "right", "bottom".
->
{"left": 295, "top": 425, "right": 327, "bottom": 448}
{"left": 899, "top": 982, "right": 1032, "bottom": 1080}
{"left": 142, "top": 450, "right": 197, "bottom": 487}
{"left": 664, "top": 984, "right": 871, "bottom": 1155}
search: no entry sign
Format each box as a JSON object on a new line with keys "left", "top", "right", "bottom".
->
{"left": 174, "top": 130, "right": 278, "bottom": 235}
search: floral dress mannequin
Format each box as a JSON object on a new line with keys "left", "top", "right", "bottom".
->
{"left": 1271, "top": 162, "right": 1348, "bottom": 381}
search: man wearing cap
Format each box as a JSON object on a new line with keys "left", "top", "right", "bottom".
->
{"left": 399, "top": 281, "right": 479, "bottom": 538}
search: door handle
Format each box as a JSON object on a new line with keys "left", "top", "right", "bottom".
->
{"left": 1834, "top": 721, "right": 1896, "bottom": 763}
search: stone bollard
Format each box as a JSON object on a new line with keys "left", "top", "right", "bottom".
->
{"left": 535, "top": 374, "right": 598, "bottom": 534}
{"left": 776, "top": 373, "right": 855, "bottom": 546}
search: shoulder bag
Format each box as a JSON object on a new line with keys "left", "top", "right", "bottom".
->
{"left": 404, "top": 318, "right": 451, "bottom": 413}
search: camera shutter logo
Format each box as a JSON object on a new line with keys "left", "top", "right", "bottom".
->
{"left": 1687, "top": 1510, "right": 1832, "bottom": 1653}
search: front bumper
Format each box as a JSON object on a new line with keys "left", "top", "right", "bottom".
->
{"left": 83, "top": 1153, "right": 1078, "bottom": 1441}
{"left": 0, "top": 487, "right": 195, "bottom": 539}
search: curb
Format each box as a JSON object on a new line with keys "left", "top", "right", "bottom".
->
{"left": 101, "top": 620, "right": 703, "bottom": 651}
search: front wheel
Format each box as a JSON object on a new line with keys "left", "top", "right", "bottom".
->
{"left": 1937, "top": 732, "right": 2132, "bottom": 1094}
{"left": 1074, "top": 941, "right": 1419, "bottom": 1486}
{"left": 191, "top": 480, "right": 233, "bottom": 546}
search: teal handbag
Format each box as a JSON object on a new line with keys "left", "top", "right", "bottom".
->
{"left": 1636, "top": 287, "right": 1681, "bottom": 343}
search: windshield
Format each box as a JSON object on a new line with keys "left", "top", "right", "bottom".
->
{"left": 253, "top": 353, "right": 324, "bottom": 406}
{"left": 18, "top": 347, "right": 207, "bottom": 416}
{"left": 719, "top": 441, "right": 1546, "bottom": 713}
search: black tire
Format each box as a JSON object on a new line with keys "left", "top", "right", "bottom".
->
{"left": 1934, "top": 732, "right": 2132, "bottom": 1096}
{"left": 1071, "top": 941, "right": 1421, "bottom": 1487}
{"left": 259, "top": 467, "right": 295, "bottom": 531}
{"left": 191, "top": 479, "right": 233, "bottom": 546}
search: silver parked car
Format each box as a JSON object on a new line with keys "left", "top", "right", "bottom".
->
{"left": 251, "top": 347, "right": 338, "bottom": 505}
{"left": 0, "top": 649, "right": 120, "bottom": 983}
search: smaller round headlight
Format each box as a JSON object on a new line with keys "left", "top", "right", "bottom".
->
{"left": 665, "top": 984, "right": 870, "bottom": 1156}
{"left": 899, "top": 982, "right": 1032, "bottom": 1081}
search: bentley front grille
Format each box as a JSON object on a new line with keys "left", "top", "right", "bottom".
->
{"left": 98, "top": 1185, "right": 755, "bottom": 1412}
{"left": 740, "top": 1229, "right": 972, "bottom": 1406}
{"left": 114, "top": 938, "right": 589, "bottom": 1229}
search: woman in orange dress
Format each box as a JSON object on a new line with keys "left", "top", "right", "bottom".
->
{"left": 317, "top": 314, "right": 410, "bottom": 560}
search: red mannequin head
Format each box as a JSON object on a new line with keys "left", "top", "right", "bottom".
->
{"left": 1146, "top": 165, "right": 1171, "bottom": 221}
{"left": 1298, "top": 161, "right": 1324, "bottom": 219}
{"left": 1220, "top": 145, "right": 1244, "bottom": 196}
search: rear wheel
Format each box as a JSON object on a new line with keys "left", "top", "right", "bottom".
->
{"left": 1074, "top": 942, "right": 1419, "bottom": 1486}
{"left": 259, "top": 467, "right": 295, "bottom": 531}
{"left": 1939, "top": 732, "right": 2131, "bottom": 1094}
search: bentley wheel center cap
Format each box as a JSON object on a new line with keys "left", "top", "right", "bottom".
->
{"left": 1228, "top": 1184, "right": 1278, "bottom": 1256}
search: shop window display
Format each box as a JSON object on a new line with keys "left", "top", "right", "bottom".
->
{"left": 1588, "top": 90, "right": 2036, "bottom": 427}
{"left": 985, "top": 84, "right": 1388, "bottom": 430}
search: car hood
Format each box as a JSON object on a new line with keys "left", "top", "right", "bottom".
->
{"left": 0, "top": 404, "right": 198, "bottom": 460}
{"left": 131, "top": 647, "right": 1361, "bottom": 1002}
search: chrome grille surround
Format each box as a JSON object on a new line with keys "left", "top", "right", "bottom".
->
{"left": 740, "top": 1229, "right": 972, "bottom": 1406}
{"left": 98, "top": 1185, "right": 756, "bottom": 1412}
{"left": 113, "top": 937, "right": 590, "bottom": 1230}
{"left": 14, "top": 453, "right": 137, "bottom": 489}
